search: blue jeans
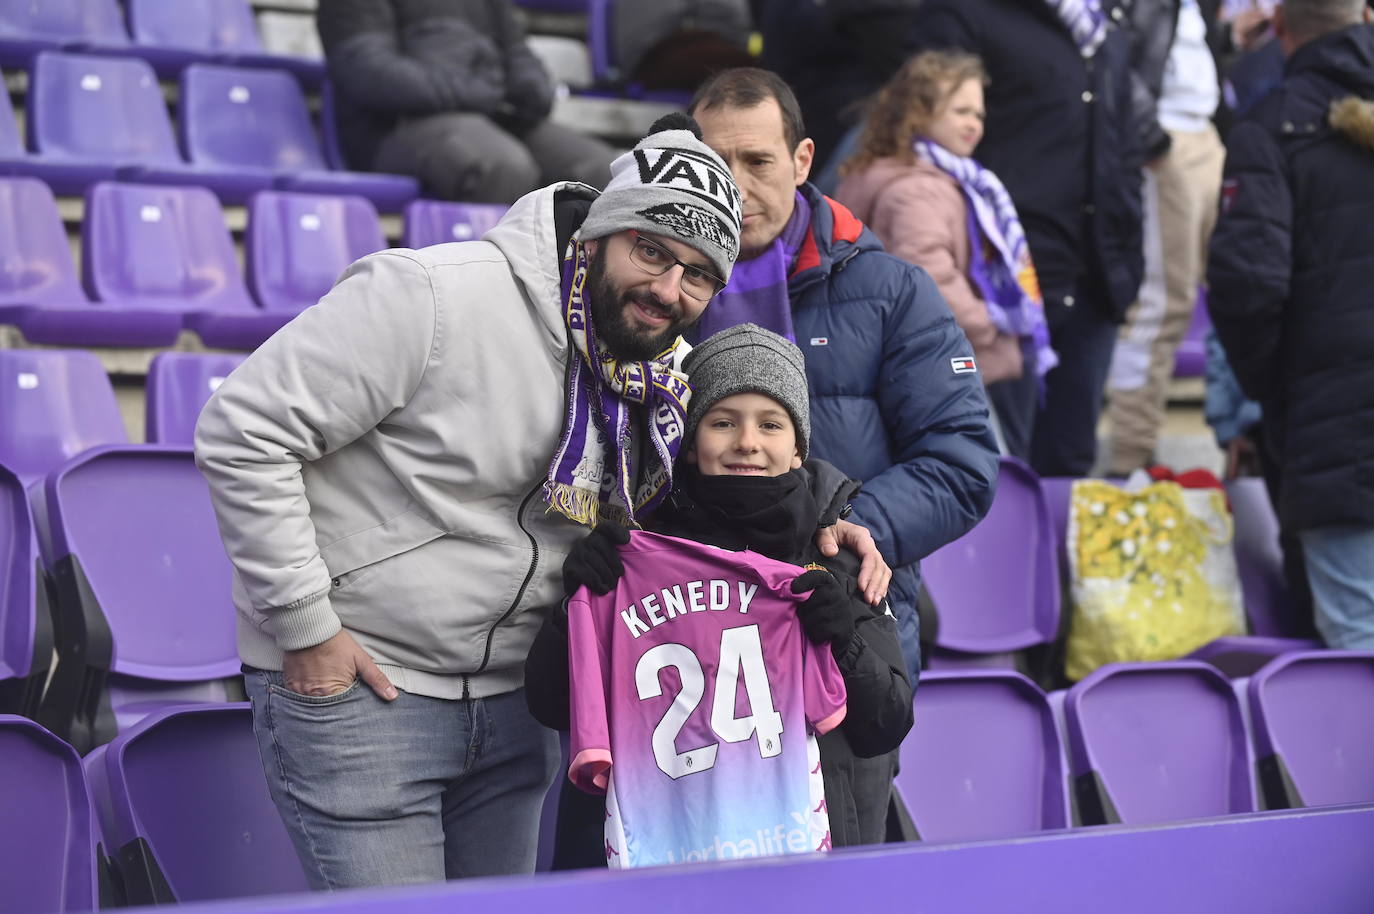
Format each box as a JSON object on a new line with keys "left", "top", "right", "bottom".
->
{"left": 244, "top": 669, "right": 560, "bottom": 889}
{"left": 1298, "top": 527, "right": 1374, "bottom": 650}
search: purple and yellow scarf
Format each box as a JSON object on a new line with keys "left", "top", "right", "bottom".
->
{"left": 544, "top": 240, "right": 691, "bottom": 528}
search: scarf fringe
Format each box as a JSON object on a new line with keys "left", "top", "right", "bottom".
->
{"left": 543, "top": 482, "right": 635, "bottom": 529}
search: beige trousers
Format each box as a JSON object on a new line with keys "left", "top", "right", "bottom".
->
{"left": 1105, "top": 124, "right": 1227, "bottom": 475}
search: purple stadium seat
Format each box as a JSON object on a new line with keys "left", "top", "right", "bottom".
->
{"left": 145, "top": 352, "right": 245, "bottom": 445}
{"left": 403, "top": 198, "right": 508, "bottom": 248}
{"left": 83, "top": 181, "right": 292, "bottom": 348}
{"left": 82, "top": 704, "right": 308, "bottom": 904}
{"left": 1064, "top": 660, "right": 1255, "bottom": 825}
{"left": 0, "top": 463, "right": 51, "bottom": 718}
{"left": 1247, "top": 650, "right": 1374, "bottom": 809}
{"left": 127, "top": 0, "right": 323, "bottom": 86}
{"left": 180, "top": 63, "right": 419, "bottom": 212}
{"left": 0, "top": 176, "right": 184, "bottom": 346}
{"left": 921, "top": 456, "right": 1060, "bottom": 653}
{"left": 0, "top": 0, "right": 128, "bottom": 68}
{"left": 0, "top": 349, "right": 127, "bottom": 486}
{"left": 0, "top": 715, "right": 100, "bottom": 912}
{"left": 247, "top": 190, "right": 386, "bottom": 313}
{"left": 1173, "top": 289, "right": 1210, "bottom": 379}
{"left": 896, "top": 670, "right": 1068, "bottom": 841}
{"left": 1187, "top": 634, "right": 1321, "bottom": 678}
{"left": 26, "top": 51, "right": 273, "bottom": 201}
{"left": 39, "top": 445, "right": 239, "bottom": 752}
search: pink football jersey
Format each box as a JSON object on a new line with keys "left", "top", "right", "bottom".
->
{"left": 567, "top": 530, "right": 847, "bottom": 868}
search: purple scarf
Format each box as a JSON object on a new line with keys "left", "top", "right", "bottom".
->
{"left": 544, "top": 240, "right": 691, "bottom": 528}
{"left": 916, "top": 140, "right": 1058, "bottom": 380}
{"left": 1048, "top": 0, "right": 1108, "bottom": 57}
{"left": 692, "top": 191, "right": 811, "bottom": 343}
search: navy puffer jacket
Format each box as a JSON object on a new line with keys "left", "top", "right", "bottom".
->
{"left": 789, "top": 184, "right": 1000, "bottom": 677}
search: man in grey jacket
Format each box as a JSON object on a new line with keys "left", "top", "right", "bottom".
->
{"left": 196, "top": 115, "right": 885, "bottom": 889}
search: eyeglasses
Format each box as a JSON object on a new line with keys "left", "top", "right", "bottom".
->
{"left": 624, "top": 231, "right": 726, "bottom": 302}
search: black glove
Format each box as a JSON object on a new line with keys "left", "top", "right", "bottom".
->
{"left": 562, "top": 522, "right": 631, "bottom": 596}
{"left": 791, "top": 569, "right": 856, "bottom": 650}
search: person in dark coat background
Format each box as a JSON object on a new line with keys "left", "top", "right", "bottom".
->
{"left": 1207, "top": 1, "right": 1374, "bottom": 650}
{"left": 317, "top": 0, "right": 615, "bottom": 203}
{"left": 908, "top": 0, "right": 1145, "bottom": 478}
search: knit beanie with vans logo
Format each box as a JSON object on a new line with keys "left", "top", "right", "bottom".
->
{"left": 577, "top": 113, "right": 743, "bottom": 284}
{"left": 682, "top": 323, "right": 811, "bottom": 459}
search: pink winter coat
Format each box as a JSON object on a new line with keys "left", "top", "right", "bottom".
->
{"left": 835, "top": 157, "right": 1024, "bottom": 384}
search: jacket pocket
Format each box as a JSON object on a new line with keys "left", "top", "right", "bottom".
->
{"left": 320, "top": 508, "right": 448, "bottom": 588}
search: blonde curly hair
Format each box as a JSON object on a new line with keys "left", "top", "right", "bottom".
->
{"left": 840, "top": 50, "right": 988, "bottom": 177}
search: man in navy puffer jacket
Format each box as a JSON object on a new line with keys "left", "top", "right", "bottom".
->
{"left": 690, "top": 68, "right": 1000, "bottom": 680}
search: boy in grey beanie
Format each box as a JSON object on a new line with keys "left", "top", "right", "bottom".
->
{"left": 682, "top": 322, "right": 812, "bottom": 459}
{"left": 526, "top": 322, "right": 913, "bottom": 865}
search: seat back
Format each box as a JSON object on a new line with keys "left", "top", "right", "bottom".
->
{"left": 0, "top": 462, "right": 50, "bottom": 717}
{"left": 1248, "top": 651, "right": 1374, "bottom": 808}
{"left": 0, "top": 349, "right": 126, "bottom": 483}
{"left": 0, "top": 0, "right": 127, "bottom": 46}
{"left": 127, "top": 0, "right": 264, "bottom": 53}
{"left": 0, "top": 715, "right": 99, "bottom": 912}
{"left": 402, "top": 199, "right": 508, "bottom": 248}
{"left": 28, "top": 51, "right": 180, "bottom": 164}
{"left": 0, "top": 176, "right": 90, "bottom": 306}
{"left": 921, "top": 457, "right": 1060, "bottom": 653}
{"left": 82, "top": 181, "right": 255, "bottom": 312}
{"left": 145, "top": 352, "right": 246, "bottom": 444}
{"left": 897, "top": 670, "right": 1067, "bottom": 841}
{"left": 1173, "top": 293, "right": 1211, "bottom": 379}
{"left": 180, "top": 62, "right": 326, "bottom": 172}
{"left": 0, "top": 79, "right": 22, "bottom": 155}
{"left": 1064, "top": 661, "right": 1254, "bottom": 825}
{"left": 44, "top": 446, "right": 238, "bottom": 686}
{"left": 87, "top": 704, "right": 308, "bottom": 903}
{"left": 247, "top": 190, "right": 385, "bottom": 312}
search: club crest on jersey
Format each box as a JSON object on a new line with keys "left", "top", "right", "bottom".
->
{"left": 637, "top": 203, "right": 739, "bottom": 261}
{"left": 634, "top": 148, "right": 743, "bottom": 230}
{"left": 951, "top": 356, "right": 978, "bottom": 374}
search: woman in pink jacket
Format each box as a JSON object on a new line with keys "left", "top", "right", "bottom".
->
{"left": 835, "top": 51, "right": 1055, "bottom": 459}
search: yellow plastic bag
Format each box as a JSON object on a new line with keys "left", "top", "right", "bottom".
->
{"left": 1065, "top": 478, "right": 1246, "bottom": 681}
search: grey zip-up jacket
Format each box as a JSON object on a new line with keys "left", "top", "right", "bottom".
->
{"left": 195, "top": 181, "right": 681, "bottom": 699}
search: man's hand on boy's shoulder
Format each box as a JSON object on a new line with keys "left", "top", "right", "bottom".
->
{"left": 815, "top": 519, "right": 891, "bottom": 606}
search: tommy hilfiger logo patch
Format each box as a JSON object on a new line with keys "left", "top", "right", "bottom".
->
{"left": 810, "top": 337, "right": 829, "bottom": 346}
{"left": 951, "top": 356, "right": 977, "bottom": 374}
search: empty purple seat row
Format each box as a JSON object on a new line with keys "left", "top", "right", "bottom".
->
{"left": 0, "top": 349, "right": 243, "bottom": 750}
{"left": 0, "top": 0, "right": 323, "bottom": 85}
{"left": 0, "top": 177, "right": 387, "bottom": 349}
{"left": 0, "top": 53, "right": 414, "bottom": 208}
{"left": 898, "top": 655, "right": 1374, "bottom": 844}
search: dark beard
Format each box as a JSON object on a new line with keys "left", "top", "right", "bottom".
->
{"left": 585, "top": 248, "right": 697, "bottom": 361}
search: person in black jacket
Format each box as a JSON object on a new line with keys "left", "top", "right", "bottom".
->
{"left": 1207, "top": 2, "right": 1374, "bottom": 651}
{"left": 526, "top": 324, "right": 914, "bottom": 867}
{"left": 908, "top": 0, "right": 1145, "bottom": 477}
{"left": 316, "top": 0, "right": 615, "bottom": 203}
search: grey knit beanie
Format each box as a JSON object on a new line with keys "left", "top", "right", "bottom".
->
{"left": 578, "top": 113, "right": 743, "bottom": 284}
{"left": 682, "top": 323, "right": 811, "bottom": 459}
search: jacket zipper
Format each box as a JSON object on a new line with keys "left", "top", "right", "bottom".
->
{"left": 475, "top": 480, "right": 543, "bottom": 676}
{"left": 474, "top": 332, "right": 573, "bottom": 678}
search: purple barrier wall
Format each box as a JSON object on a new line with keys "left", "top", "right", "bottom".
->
{"left": 146, "top": 804, "right": 1374, "bottom": 914}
